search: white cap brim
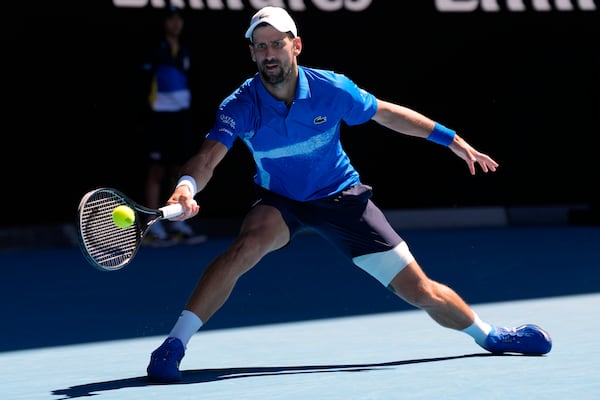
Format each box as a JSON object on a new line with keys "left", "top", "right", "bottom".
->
{"left": 244, "top": 6, "right": 298, "bottom": 40}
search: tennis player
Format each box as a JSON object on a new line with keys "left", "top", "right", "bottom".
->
{"left": 147, "top": 6, "right": 552, "bottom": 382}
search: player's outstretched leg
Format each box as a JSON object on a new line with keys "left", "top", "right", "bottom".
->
{"left": 388, "top": 260, "right": 552, "bottom": 356}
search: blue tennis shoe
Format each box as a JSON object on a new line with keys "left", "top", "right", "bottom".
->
{"left": 483, "top": 324, "right": 552, "bottom": 355}
{"left": 147, "top": 337, "right": 185, "bottom": 382}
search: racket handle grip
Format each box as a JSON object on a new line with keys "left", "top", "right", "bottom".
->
{"left": 159, "top": 200, "right": 198, "bottom": 219}
{"left": 160, "top": 203, "right": 184, "bottom": 219}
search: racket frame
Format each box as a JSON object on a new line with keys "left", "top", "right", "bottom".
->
{"left": 76, "top": 188, "right": 183, "bottom": 271}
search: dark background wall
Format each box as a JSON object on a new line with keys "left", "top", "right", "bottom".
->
{"left": 1, "top": 1, "right": 598, "bottom": 227}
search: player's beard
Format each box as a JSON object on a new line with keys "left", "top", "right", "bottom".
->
{"left": 259, "top": 60, "right": 293, "bottom": 86}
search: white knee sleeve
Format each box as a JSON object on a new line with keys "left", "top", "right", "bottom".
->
{"left": 352, "top": 241, "right": 415, "bottom": 286}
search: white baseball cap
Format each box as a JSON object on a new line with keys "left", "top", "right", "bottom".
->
{"left": 244, "top": 6, "right": 298, "bottom": 40}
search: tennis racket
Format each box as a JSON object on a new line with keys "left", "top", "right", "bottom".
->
{"left": 77, "top": 187, "right": 187, "bottom": 271}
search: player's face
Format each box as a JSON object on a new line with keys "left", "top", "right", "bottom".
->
{"left": 250, "top": 26, "right": 301, "bottom": 86}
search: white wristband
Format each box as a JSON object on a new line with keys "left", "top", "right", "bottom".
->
{"left": 176, "top": 175, "right": 198, "bottom": 196}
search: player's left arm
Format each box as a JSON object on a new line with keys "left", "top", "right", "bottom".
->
{"left": 372, "top": 99, "right": 499, "bottom": 175}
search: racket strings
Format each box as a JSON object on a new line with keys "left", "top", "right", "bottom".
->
{"left": 79, "top": 190, "right": 141, "bottom": 270}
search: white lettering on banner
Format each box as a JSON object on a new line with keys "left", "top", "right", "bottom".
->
{"left": 186, "top": 0, "right": 244, "bottom": 10}
{"left": 113, "top": 0, "right": 595, "bottom": 11}
{"left": 113, "top": 0, "right": 372, "bottom": 11}
{"left": 435, "top": 0, "right": 597, "bottom": 11}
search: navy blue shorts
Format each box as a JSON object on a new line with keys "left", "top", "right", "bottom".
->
{"left": 253, "top": 184, "right": 415, "bottom": 286}
{"left": 253, "top": 184, "right": 403, "bottom": 259}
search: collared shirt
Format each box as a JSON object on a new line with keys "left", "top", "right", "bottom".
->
{"left": 206, "top": 66, "right": 378, "bottom": 201}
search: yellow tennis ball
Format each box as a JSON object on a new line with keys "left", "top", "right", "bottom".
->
{"left": 112, "top": 205, "right": 135, "bottom": 229}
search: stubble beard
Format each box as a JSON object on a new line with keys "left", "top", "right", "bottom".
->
{"left": 260, "top": 62, "right": 292, "bottom": 86}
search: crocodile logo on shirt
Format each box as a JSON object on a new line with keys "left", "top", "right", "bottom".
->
{"left": 313, "top": 116, "right": 327, "bottom": 125}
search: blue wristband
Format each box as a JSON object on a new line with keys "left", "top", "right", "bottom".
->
{"left": 427, "top": 122, "right": 456, "bottom": 146}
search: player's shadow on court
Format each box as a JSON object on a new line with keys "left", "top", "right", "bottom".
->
{"left": 52, "top": 353, "right": 528, "bottom": 399}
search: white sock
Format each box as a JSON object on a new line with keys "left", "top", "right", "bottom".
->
{"left": 168, "top": 310, "right": 203, "bottom": 347}
{"left": 462, "top": 312, "right": 492, "bottom": 347}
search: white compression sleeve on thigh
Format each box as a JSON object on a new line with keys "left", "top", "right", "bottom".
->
{"left": 352, "top": 241, "right": 415, "bottom": 286}
{"left": 168, "top": 310, "right": 203, "bottom": 347}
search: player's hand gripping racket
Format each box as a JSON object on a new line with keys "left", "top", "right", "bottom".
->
{"left": 77, "top": 187, "right": 187, "bottom": 271}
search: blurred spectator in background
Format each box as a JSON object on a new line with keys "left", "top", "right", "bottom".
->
{"left": 138, "top": 5, "right": 206, "bottom": 246}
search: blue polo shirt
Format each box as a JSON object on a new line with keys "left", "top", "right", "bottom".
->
{"left": 206, "top": 66, "right": 378, "bottom": 201}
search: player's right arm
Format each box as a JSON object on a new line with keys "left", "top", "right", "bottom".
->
{"left": 169, "top": 79, "right": 254, "bottom": 219}
{"left": 167, "top": 139, "right": 229, "bottom": 220}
